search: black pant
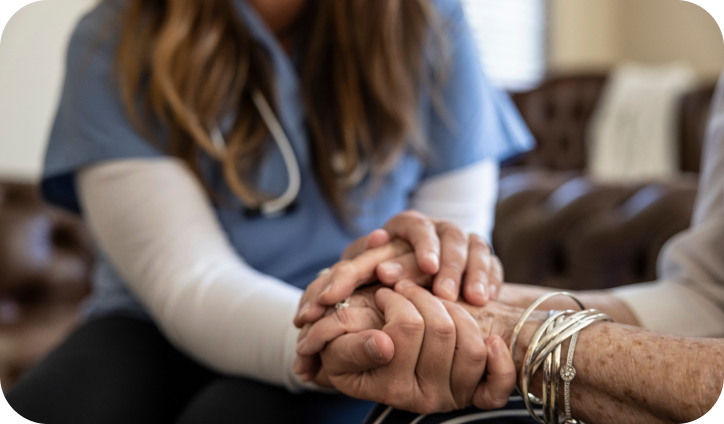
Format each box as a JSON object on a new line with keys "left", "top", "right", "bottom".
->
{"left": 6, "top": 316, "right": 374, "bottom": 424}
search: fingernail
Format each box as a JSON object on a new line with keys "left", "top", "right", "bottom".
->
{"left": 442, "top": 278, "right": 457, "bottom": 297}
{"left": 293, "top": 356, "right": 303, "bottom": 373}
{"left": 492, "top": 338, "right": 507, "bottom": 357}
{"left": 298, "top": 302, "right": 310, "bottom": 320}
{"left": 426, "top": 251, "right": 440, "bottom": 270}
{"left": 379, "top": 263, "right": 403, "bottom": 280}
{"left": 296, "top": 337, "right": 307, "bottom": 354}
{"left": 364, "top": 336, "right": 383, "bottom": 360}
{"left": 318, "top": 285, "right": 332, "bottom": 301}
{"left": 473, "top": 282, "right": 488, "bottom": 300}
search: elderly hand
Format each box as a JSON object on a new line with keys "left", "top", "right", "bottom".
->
{"left": 294, "top": 211, "right": 503, "bottom": 330}
{"left": 318, "top": 282, "right": 518, "bottom": 414}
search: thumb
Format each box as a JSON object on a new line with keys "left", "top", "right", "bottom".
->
{"left": 321, "top": 330, "right": 394, "bottom": 376}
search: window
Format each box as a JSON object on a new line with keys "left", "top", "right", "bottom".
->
{"left": 461, "top": 0, "right": 547, "bottom": 91}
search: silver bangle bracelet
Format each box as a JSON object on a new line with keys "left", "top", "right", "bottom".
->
{"left": 531, "top": 313, "right": 612, "bottom": 375}
{"left": 511, "top": 292, "right": 584, "bottom": 405}
{"left": 521, "top": 310, "right": 567, "bottom": 422}
{"left": 561, "top": 331, "right": 580, "bottom": 424}
{"left": 510, "top": 292, "right": 585, "bottom": 364}
{"left": 513, "top": 292, "right": 614, "bottom": 424}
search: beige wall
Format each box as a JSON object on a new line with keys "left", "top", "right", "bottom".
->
{"left": 549, "top": 0, "right": 623, "bottom": 73}
{"left": 550, "top": 0, "right": 724, "bottom": 81}
{"left": 0, "top": 0, "right": 97, "bottom": 180}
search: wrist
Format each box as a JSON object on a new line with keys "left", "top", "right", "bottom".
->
{"left": 510, "top": 310, "right": 549, "bottom": 373}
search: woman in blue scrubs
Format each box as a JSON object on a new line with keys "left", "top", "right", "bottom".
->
{"left": 6, "top": 0, "right": 532, "bottom": 423}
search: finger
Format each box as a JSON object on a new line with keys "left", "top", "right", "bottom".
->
{"left": 313, "top": 361, "right": 332, "bottom": 387}
{"left": 297, "top": 307, "right": 385, "bottom": 356}
{"left": 297, "top": 240, "right": 405, "bottom": 327}
{"left": 432, "top": 222, "right": 468, "bottom": 302}
{"left": 316, "top": 240, "right": 412, "bottom": 306}
{"left": 461, "top": 234, "right": 494, "bottom": 306}
{"left": 375, "top": 286, "right": 425, "bottom": 376}
{"left": 324, "top": 288, "right": 423, "bottom": 404}
{"left": 376, "top": 253, "right": 432, "bottom": 286}
{"left": 473, "top": 336, "right": 517, "bottom": 410}
{"left": 341, "top": 229, "right": 391, "bottom": 260}
{"left": 294, "top": 270, "right": 333, "bottom": 328}
{"left": 443, "top": 300, "right": 488, "bottom": 408}
{"left": 321, "top": 329, "right": 394, "bottom": 375}
{"left": 395, "top": 281, "right": 456, "bottom": 407}
{"left": 383, "top": 211, "right": 440, "bottom": 274}
{"left": 366, "top": 229, "right": 391, "bottom": 250}
{"left": 293, "top": 353, "right": 320, "bottom": 378}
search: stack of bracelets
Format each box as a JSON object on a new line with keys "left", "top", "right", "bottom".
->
{"left": 509, "top": 292, "right": 614, "bottom": 424}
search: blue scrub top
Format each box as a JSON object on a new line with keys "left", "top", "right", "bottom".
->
{"left": 42, "top": 0, "right": 533, "bottom": 319}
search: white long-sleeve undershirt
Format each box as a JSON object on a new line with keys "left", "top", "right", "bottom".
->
{"left": 76, "top": 157, "right": 498, "bottom": 392}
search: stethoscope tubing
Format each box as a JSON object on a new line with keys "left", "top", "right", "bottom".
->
{"left": 212, "top": 90, "right": 302, "bottom": 217}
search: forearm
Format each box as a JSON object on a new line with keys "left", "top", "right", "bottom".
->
{"left": 513, "top": 319, "right": 724, "bottom": 424}
{"left": 78, "top": 159, "right": 310, "bottom": 391}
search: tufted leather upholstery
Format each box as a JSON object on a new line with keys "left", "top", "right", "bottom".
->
{"left": 0, "top": 181, "right": 93, "bottom": 391}
{"left": 495, "top": 76, "right": 715, "bottom": 292}
{"left": 493, "top": 171, "right": 698, "bottom": 291}
{"left": 510, "top": 75, "right": 717, "bottom": 173}
{"left": 510, "top": 75, "right": 608, "bottom": 170}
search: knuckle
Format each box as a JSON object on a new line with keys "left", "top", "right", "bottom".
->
{"left": 397, "top": 315, "right": 425, "bottom": 338}
{"left": 442, "top": 260, "right": 465, "bottom": 275}
{"left": 463, "top": 340, "right": 488, "bottom": 364}
{"left": 428, "top": 316, "right": 456, "bottom": 339}
{"left": 468, "top": 268, "right": 489, "bottom": 285}
{"left": 401, "top": 209, "right": 424, "bottom": 220}
{"left": 334, "top": 261, "right": 358, "bottom": 280}
{"left": 444, "top": 226, "right": 468, "bottom": 245}
{"left": 469, "top": 234, "right": 491, "bottom": 253}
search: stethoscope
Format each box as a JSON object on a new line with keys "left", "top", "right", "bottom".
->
{"left": 211, "top": 90, "right": 368, "bottom": 218}
{"left": 211, "top": 90, "right": 301, "bottom": 217}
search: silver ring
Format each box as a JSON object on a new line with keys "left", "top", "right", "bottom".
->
{"left": 335, "top": 297, "right": 351, "bottom": 310}
{"left": 317, "top": 268, "right": 331, "bottom": 278}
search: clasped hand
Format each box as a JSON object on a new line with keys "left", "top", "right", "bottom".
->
{"left": 293, "top": 211, "right": 519, "bottom": 414}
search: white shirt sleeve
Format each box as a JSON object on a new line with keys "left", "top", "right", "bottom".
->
{"left": 77, "top": 158, "right": 314, "bottom": 392}
{"left": 612, "top": 279, "right": 724, "bottom": 338}
{"left": 410, "top": 159, "right": 499, "bottom": 241}
{"left": 612, "top": 71, "right": 724, "bottom": 338}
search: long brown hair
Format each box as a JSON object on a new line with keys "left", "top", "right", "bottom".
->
{"left": 116, "top": 0, "right": 446, "bottom": 215}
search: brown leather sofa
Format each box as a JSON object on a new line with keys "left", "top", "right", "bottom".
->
{"left": 494, "top": 74, "right": 715, "bottom": 290}
{"left": 0, "top": 181, "right": 93, "bottom": 391}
